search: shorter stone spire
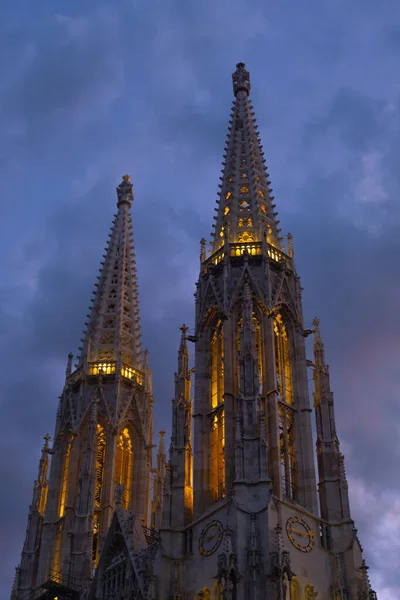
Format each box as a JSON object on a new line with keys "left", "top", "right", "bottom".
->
{"left": 78, "top": 174, "right": 142, "bottom": 371}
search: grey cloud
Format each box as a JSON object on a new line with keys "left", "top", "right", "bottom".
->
{"left": 1, "top": 1, "right": 400, "bottom": 597}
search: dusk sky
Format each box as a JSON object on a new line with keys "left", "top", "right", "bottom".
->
{"left": 1, "top": 1, "right": 400, "bottom": 598}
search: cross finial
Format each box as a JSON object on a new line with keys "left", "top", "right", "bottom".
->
{"left": 116, "top": 174, "right": 134, "bottom": 207}
{"left": 232, "top": 62, "right": 251, "bottom": 96}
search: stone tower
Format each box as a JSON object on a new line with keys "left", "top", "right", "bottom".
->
{"left": 157, "top": 63, "right": 377, "bottom": 600}
{"left": 13, "top": 176, "right": 156, "bottom": 597}
{"left": 12, "top": 65, "right": 379, "bottom": 600}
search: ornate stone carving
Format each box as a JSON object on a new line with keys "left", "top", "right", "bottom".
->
{"left": 117, "top": 174, "right": 134, "bottom": 205}
{"left": 216, "top": 528, "right": 241, "bottom": 600}
{"left": 268, "top": 525, "right": 295, "bottom": 600}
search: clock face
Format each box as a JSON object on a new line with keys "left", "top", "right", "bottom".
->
{"left": 198, "top": 520, "right": 224, "bottom": 557}
{"left": 286, "top": 516, "right": 315, "bottom": 553}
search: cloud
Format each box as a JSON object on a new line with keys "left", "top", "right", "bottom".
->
{"left": 2, "top": 1, "right": 400, "bottom": 597}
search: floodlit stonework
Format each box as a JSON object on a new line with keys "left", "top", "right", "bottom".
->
{"left": 12, "top": 64, "right": 377, "bottom": 600}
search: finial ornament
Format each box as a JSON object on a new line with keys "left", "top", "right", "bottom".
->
{"left": 232, "top": 62, "right": 251, "bottom": 96}
{"left": 116, "top": 174, "right": 134, "bottom": 207}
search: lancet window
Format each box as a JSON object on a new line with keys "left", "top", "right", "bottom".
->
{"left": 274, "top": 314, "right": 292, "bottom": 404}
{"left": 274, "top": 314, "right": 296, "bottom": 499}
{"left": 210, "top": 322, "right": 225, "bottom": 502}
{"left": 211, "top": 323, "right": 224, "bottom": 409}
{"left": 59, "top": 441, "right": 71, "bottom": 517}
{"left": 95, "top": 425, "right": 106, "bottom": 507}
{"left": 115, "top": 428, "right": 133, "bottom": 509}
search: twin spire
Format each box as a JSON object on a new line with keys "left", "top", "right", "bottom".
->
{"left": 212, "top": 62, "right": 282, "bottom": 253}
{"left": 80, "top": 62, "right": 282, "bottom": 370}
{"left": 78, "top": 175, "right": 142, "bottom": 371}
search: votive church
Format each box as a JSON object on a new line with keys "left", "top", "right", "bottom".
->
{"left": 12, "top": 64, "right": 378, "bottom": 600}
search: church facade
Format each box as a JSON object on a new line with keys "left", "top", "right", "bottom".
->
{"left": 12, "top": 64, "right": 378, "bottom": 600}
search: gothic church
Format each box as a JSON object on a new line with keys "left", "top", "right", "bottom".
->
{"left": 12, "top": 64, "right": 378, "bottom": 600}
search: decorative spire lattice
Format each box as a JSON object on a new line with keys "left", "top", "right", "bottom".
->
{"left": 78, "top": 175, "right": 142, "bottom": 369}
{"left": 211, "top": 62, "right": 282, "bottom": 252}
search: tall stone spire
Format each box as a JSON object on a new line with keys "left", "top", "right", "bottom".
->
{"left": 211, "top": 62, "right": 282, "bottom": 252}
{"left": 79, "top": 175, "right": 142, "bottom": 370}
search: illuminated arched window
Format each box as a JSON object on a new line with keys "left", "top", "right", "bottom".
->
{"left": 95, "top": 425, "right": 106, "bottom": 508}
{"left": 274, "top": 314, "right": 292, "bottom": 404}
{"left": 210, "top": 322, "right": 225, "bottom": 502}
{"left": 115, "top": 428, "right": 133, "bottom": 509}
{"left": 59, "top": 441, "right": 71, "bottom": 517}
{"left": 211, "top": 323, "right": 224, "bottom": 409}
{"left": 274, "top": 314, "right": 296, "bottom": 500}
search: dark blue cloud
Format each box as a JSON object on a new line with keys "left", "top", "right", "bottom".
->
{"left": 1, "top": 1, "right": 400, "bottom": 597}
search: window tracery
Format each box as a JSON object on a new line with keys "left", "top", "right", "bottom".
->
{"left": 274, "top": 314, "right": 296, "bottom": 499}
{"left": 210, "top": 322, "right": 225, "bottom": 502}
{"left": 237, "top": 231, "right": 255, "bottom": 242}
{"left": 115, "top": 428, "right": 133, "bottom": 509}
{"left": 59, "top": 441, "right": 71, "bottom": 517}
{"left": 274, "top": 314, "right": 292, "bottom": 404}
{"left": 95, "top": 425, "right": 106, "bottom": 507}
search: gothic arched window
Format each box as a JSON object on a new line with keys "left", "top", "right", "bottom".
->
{"left": 59, "top": 440, "right": 71, "bottom": 517}
{"left": 95, "top": 425, "right": 106, "bottom": 508}
{"left": 211, "top": 323, "right": 224, "bottom": 409}
{"left": 115, "top": 428, "right": 133, "bottom": 509}
{"left": 274, "top": 313, "right": 292, "bottom": 404}
{"left": 210, "top": 322, "right": 225, "bottom": 502}
{"left": 274, "top": 314, "right": 296, "bottom": 500}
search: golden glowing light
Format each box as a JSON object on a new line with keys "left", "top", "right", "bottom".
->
{"left": 121, "top": 365, "right": 144, "bottom": 385}
{"left": 88, "top": 362, "right": 116, "bottom": 376}
{"left": 59, "top": 444, "right": 71, "bottom": 517}
{"left": 225, "top": 191, "right": 232, "bottom": 200}
{"left": 115, "top": 428, "right": 133, "bottom": 509}
{"left": 237, "top": 231, "right": 255, "bottom": 243}
{"left": 224, "top": 207, "right": 230, "bottom": 215}
{"left": 240, "top": 186, "right": 249, "bottom": 195}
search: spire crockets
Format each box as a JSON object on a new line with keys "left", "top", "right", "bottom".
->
{"left": 79, "top": 175, "right": 142, "bottom": 371}
{"left": 211, "top": 62, "right": 282, "bottom": 252}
